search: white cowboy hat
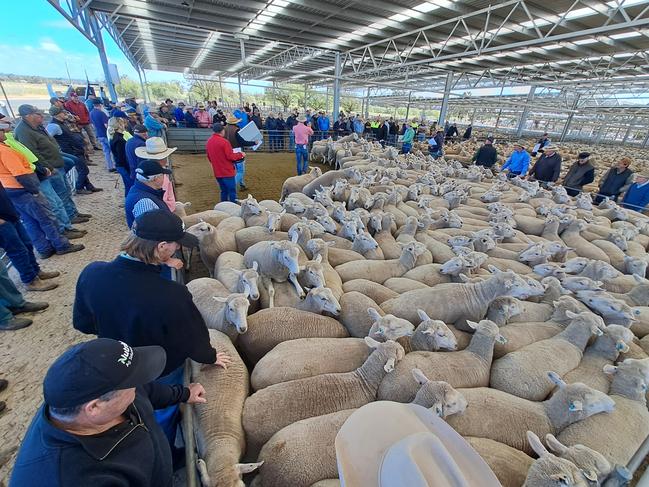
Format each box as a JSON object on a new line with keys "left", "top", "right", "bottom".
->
{"left": 335, "top": 402, "right": 501, "bottom": 487}
{"left": 134, "top": 136, "right": 177, "bottom": 160}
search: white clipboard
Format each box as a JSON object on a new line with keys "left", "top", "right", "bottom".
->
{"left": 238, "top": 121, "right": 263, "bottom": 143}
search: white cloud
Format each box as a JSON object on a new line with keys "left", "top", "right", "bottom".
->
{"left": 41, "top": 19, "right": 74, "bottom": 30}
{"left": 40, "top": 39, "right": 62, "bottom": 53}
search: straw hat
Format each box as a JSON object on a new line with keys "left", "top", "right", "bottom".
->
{"left": 544, "top": 144, "right": 559, "bottom": 151}
{"left": 335, "top": 402, "right": 501, "bottom": 487}
{"left": 197, "top": 102, "right": 206, "bottom": 109}
{"left": 297, "top": 115, "right": 307, "bottom": 122}
{"left": 135, "top": 137, "right": 177, "bottom": 160}
{"left": 226, "top": 115, "right": 241, "bottom": 124}
{"left": 514, "top": 141, "right": 526, "bottom": 148}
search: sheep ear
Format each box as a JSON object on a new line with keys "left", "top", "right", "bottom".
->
{"left": 547, "top": 371, "right": 566, "bottom": 388}
{"left": 603, "top": 364, "right": 618, "bottom": 375}
{"left": 544, "top": 434, "right": 568, "bottom": 455}
{"left": 364, "top": 336, "right": 381, "bottom": 349}
{"left": 411, "top": 368, "right": 430, "bottom": 385}
{"left": 367, "top": 307, "right": 382, "bottom": 322}
{"left": 526, "top": 431, "right": 549, "bottom": 457}
{"left": 457, "top": 273, "right": 470, "bottom": 283}
{"left": 186, "top": 201, "right": 192, "bottom": 207}
{"left": 227, "top": 267, "right": 243, "bottom": 276}
{"left": 314, "top": 254, "right": 322, "bottom": 263}
{"left": 633, "top": 274, "right": 645, "bottom": 283}
{"left": 213, "top": 296, "right": 228, "bottom": 303}
{"left": 565, "top": 310, "right": 579, "bottom": 319}
{"left": 326, "top": 241, "right": 336, "bottom": 247}
{"left": 466, "top": 320, "right": 478, "bottom": 330}
{"left": 236, "top": 462, "right": 263, "bottom": 475}
{"left": 417, "top": 309, "right": 431, "bottom": 321}
{"left": 487, "top": 264, "right": 501, "bottom": 274}
{"left": 252, "top": 261, "right": 259, "bottom": 271}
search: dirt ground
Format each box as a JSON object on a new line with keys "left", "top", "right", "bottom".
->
{"left": 172, "top": 151, "right": 330, "bottom": 212}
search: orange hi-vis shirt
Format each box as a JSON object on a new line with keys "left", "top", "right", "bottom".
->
{"left": 0, "top": 142, "right": 34, "bottom": 189}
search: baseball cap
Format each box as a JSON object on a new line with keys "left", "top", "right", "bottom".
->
{"left": 132, "top": 209, "right": 199, "bottom": 247}
{"left": 135, "top": 159, "right": 172, "bottom": 178}
{"left": 212, "top": 122, "right": 224, "bottom": 133}
{"left": 133, "top": 124, "right": 147, "bottom": 133}
{"left": 69, "top": 92, "right": 78, "bottom": 97}
{"left": 43, "top": 338, "right": 166, "bottom": 409}
{"left": 578, "top": 152, "right": 590, "bottom": 159}
{"left": 92, "top": 99, "right": 104, "bottom": 106}
{"left": 49, "top": 97, "right": 61, "bottom": 105}
{"left": 49, "top": 106, "right": 63, "bottom": 116}
{"left": 18, "top": 105, "right": 44, "bottom": 117}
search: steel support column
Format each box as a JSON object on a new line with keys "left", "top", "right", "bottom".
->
{"left": 516, "top": 86, "right": 536, "bottom": 137}
{"left": 622, "top": 117, "right": 636, "bottom": 145}
{"left": 136, "top": 67, "right": 148, "bottom": 104}
{"left": 365, "top": 88, "right": 370, "bottom": 119}
{"left": 325, "top": 86, "right": 329, "bottom": 114}
{"left": 438, "top": 71, "right": 453, "bottom": 125}
{"left": 642, "top": 131, "right": 649, "bottom": 148}
{"left": 494, "top": 110, "right": 502, "bottom": 129}
{"left": 89, "top": 11, "right": 117, "bottom": 102}
{"left": 470, "top": 108, "right": 477, "bottom": 125}
{"left": 237, "top": 74, "right": 243, "bottom": 107}
{"left": 560, "top": 95, "right": 580, "bottom": 143}
{"left": 218, "top": 77, "right": 224, "bottom": 102}
{"left": 303, "top": 84, "right": 308, "bottom": 112}
{"left": 332, "top": 52, "right": 341, "bottom": 121}
{"left": 142, "top": 69, "right": 152, "bottom": 103}
{"left": 405, "top": 91, "right": 412, "bottom": 121}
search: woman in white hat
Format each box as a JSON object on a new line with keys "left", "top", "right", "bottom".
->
{"left": 134, "top": 137, "right": 178, "bottom": 211}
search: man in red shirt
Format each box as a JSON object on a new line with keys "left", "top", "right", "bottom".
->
{"left": 64, "top": 93, "right": 100, "bottom": 150}
{"left": 205, "top": 123, "right": 245, "bottom": 202}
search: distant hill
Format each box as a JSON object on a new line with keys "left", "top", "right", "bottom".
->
{"left": 0, "top": 73, "right": 92, "bottom": 85}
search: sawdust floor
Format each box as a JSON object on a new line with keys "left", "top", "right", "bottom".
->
{"left": 172, "top": 151, "right": 330, "bottom": 212}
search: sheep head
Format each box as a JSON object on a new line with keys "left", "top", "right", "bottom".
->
{"left": 186, "top": 221, "right": 215, "bottom": 244}
{"left": 534, "top": 263, "right": 566, "bottom": 279}
{"left": 367, "top": 307, "right": 414, "bottom": 341}
{"left": 546, "top": 372, "right": 616, "bottom": 422}
{"left": 239, "top": 194, "right": 262, "bottom": 215}
{"left": 415, "top": 310, "right": 457, "bottom": 351}
{"left": 575, "top": 291, "right": 639, "bottom": 323}
{"left": 232, "top": 265, "right": 260, "bottom": 301}
{"left": 198, "top": 460, "right": 263, "bottom": 487}
{"left": 486, "top": 297, "right": 522, "bottom": 326}
{"left": 525, "top": 431, "right": 591, "bottom": 487}
{"left": 300, "top": 257, "right": 326, "bottom": 289}
{"left": 544, "top": 434, "right": 611, "bottom": 485}
{"left": 466, "top": 319, "right": 507, "bottom": 344}
{"left": 212, "top": 293, "right": 250, "bottom": 333}
{"left": 560, "top": 276, "right": 603, "bottom": 293}
{"left": 305, "top": 287, "right": 341, "bottom": 316}
{"left": 315, "top": 214, "right": 337, "bottom": 234}
{"left": 272, "top": 241, "right": 301, "bottom": 275}
{"left": 560, "top": 257, "right": 590, "bottom": 274}
{"left": 410, "top": 369, "right": 467, "bottom": 418}
{"left": 265, "top": 210, "right": 285, "bottom": 233}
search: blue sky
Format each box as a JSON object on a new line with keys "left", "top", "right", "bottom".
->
{"left": 1, "top": 0, "right": 183, "bottom": 83}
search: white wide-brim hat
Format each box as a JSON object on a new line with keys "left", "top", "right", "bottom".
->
{"left": 335, "top": 402, "right": 501, "bottom": 487}
{"left": 135, "top": 136, "right": 177, "bottom": 160}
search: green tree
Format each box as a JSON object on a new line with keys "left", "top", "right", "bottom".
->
{"left": 115, "top": 75, "right": 142, "bottom": 99}
{"left": 341, "top": 97, "right": 358, "bottom": 114}
{"left": 274, "top": 89, "right": 293, "bottom": 110}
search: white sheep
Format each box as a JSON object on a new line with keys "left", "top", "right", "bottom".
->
{"left": 213, "top": 251, "right": 260, "bottom": 300}
{"left": 186, "top": 217, "right": 245, "bottom": 272}
{"left": 335, "top": 241, "right": 427, "bottom": 283}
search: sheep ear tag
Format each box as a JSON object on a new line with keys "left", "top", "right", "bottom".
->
{"left": 616, "top": 342, "right": 630, "bottom": 353}
{"left": 581, "top": 470, "right": 598, "bottom": 482}
{"left": 568, "top": 400, "right": 583, "bottom": 412}
{"left": 496, "top": 334, "right": 508, "bottom": 344}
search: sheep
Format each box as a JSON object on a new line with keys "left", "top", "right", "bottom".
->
{"left": 257, "top": 285, "right": 341, "bottom": 316}
{"left": 242, "top": 338, "right": 404, "bottom": 454}
{"left": 335, "top": 241, "right": 427, "bottom": 283}
{"left": 214, "top": 200, "right": 242, "bottom": 216}
{"left": 561, "top": 220, "right": 611, "bottom": 263}
{"left": 280, "top": 167, "right": 322, "bottom": 201}
{"left": 191, "top": 329, "right": 262, "bottom": 487}
{"left": 382, "top": 277, "right": 429, "bottom": 293}
{"left": 490, "top": 311, "right": 606, "bottom": 401}
{"left": 237, "top": 307, "right": 349, "bottom": 364}
{"left": 213, "top": 251, "right": 260, "bottom": 300}
{"left": 253, "top": 370, "right": 466, "bottom": 487}
{"left": 341, "top": 279, "right": 398, "bottom": 304}
{"left": 186, "top": 278, "right": 250, "bottom": 341}
{"left": 557, "top": 360, "right": 649, "bottom": 466}
{"left": 609, "top": 274, "right": 649, "bottom": 306}
{"left": 575, "top": 290, "right": 639, "bottom": 326}
{"left": 542, "top": 434, "right": 613, "bottom": 485}
{"left": 339, "top": 291, "right": 383, "bottom": 337}
{"left": 465, "top": 437, "right": 533, "bottom": 487}
{"left": 187, "top": 218, "right": 246, "bottom": 272}
{"left": 366, "top": 308, "right": 415, "bottom": 342}
{"left": 401, "top": 263, "right": 453, "bottom": 287}
{"left": 380, "top": 266, "right": 537, "bottom": 326}
{"left": 495, "top": 322, "right": 564, "bottom": 359}
{"left": 175, "top": 201, "right": 230, "bottom": 227}
{"left": 370, "top": 309, "right": 457, "bottom": 353}
{"left": 243, "top": 240, "right": 302, "bottom": 306}
{"left": 303, "top": 239, "right": 344, "bottom": 300}
{"left": 485, "top": 296, "right": 522, "bottom": 326}
{"left": 446, "top": 372, "right": 616, "bottom": 455}
{"left": 523, "top": 431, "right": 591, "bottom": 487}
{"left": 234, "top": 227, "right": 289, "bottom": 254}
{"left": 560, "top": 276, "right": 603, "bottom": 293}
{"left": 378, "top": 319, "right": 504, "bottom": 402}
{"left": 562, "top": 325, "right": 634, "bottom": 393}
{"left": 350, "top": 230, "right": 383, "bottom": 260}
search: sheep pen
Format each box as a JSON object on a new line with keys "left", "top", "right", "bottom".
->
{"left": 174, "top": 135, "right": 649, "bottom": 487}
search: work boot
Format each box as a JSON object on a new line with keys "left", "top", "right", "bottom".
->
{"left": 71, "top": 215, "right": 90, "bottom": 224}
{"left": 9, "top": 301, "right": 49, "bottom": 314}
{"left": 86, "top": 161, "right": 98, "bottom": 166}
{"left": 0, "top": 401, "right": 5, "bottom": 414}
{"left": 38, "top": 248, "right": 56, "bottom": 260}
{"left": 0, "top": 379, "right": 7, "bottom": 392}
{"left": 63, "top": 229, "right": 86, "bottom": 240}
{"left": 38, "top": 270, "right": 60, "bottom": 280}
{"left": 90, "top": 187, "right": 103, "bottom": 192}
{"left": 76, "top": 212, "right": 93, "bottom": 218}
{"left": 0, "top": 317, "right": 33, "bottom": 331}
{"left": 25, "top": 277, "right": 58, "bottom": 292}
{"left": 75, "top": 189, "right": 93, "bottom": 196}
{"left": 56, "top": 243, "right": 85, "bottom": 255}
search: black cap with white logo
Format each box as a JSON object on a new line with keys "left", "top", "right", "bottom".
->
{"left": 43, "top": 338, "right": 167, "bottom": 409}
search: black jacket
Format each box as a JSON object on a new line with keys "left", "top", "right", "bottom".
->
{"left": 0, "top": 182, "right": 20, "bottom": 222}
{"left": 51, "top": 119, "right": 85, "bottom": 157}
{"left": 377, "top": 123, "right": 390, "bottom": 141}
{"left": 530, "top": 152, "right": 562, "bottom": 182}
{"left": 110, "top": 132, "right": 128, "bottom": 169}
{"left": 73, "top": 256, "right": 217, "bottom": 376}
{"left": 10, "top": 383, "right": 189, "bottom": 487}
{"left": 472, "top": 144, "right": 498, "bottom": 168}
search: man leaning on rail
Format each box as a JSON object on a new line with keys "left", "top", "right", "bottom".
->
{"left": 9, "top": 338, "right": 206, "bottom": 486}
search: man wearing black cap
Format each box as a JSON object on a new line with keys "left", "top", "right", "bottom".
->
{"left": 10, "top": 338, "right": 206, "bottom": 486}
{"left": 471, "top": 137, "right": 498, "bottom": 168}
{"left": 73, "top": 210, "right": 229, "bottom": 442}
{"left": 124, "top": 160, "right": 172, "bottom": 228}
{"left": 562, "top": 152, "right": 595, "bottom": 197}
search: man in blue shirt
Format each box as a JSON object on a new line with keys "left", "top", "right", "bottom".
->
{"left": 124, "top": 160, "right": 172, "bottom": 228}
{"left": 125, "top": 125, "right": 148, "bottom": 181}
{"left": 621, "top": 173, "right": 649, "bottom": 213}
{"left": 500, "top": 142, "right": 531, "bottom": 178}
{"left": 89, "top": 100, "right": 114, "bottom": 171}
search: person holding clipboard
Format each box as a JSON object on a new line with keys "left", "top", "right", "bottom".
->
{"left": 224, "top": 115, "right": 256, "bottom": 191}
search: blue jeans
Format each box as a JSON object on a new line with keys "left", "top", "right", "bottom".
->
{"left": 154, "top": 366, "right": 183, "bottom": 445}
{"left": 40, "top": 179, "right": 72, "bottom": 232}
{"left": 0, "top": 220, "right": 40, "bottom": 284}
{"left": 6, "top": 190, "right": 70, "bottom": 255}
{"left": 0, "top": 260, "right": 25, "bottom": 325}
{"left": 216, "top": 177, "right": 237, "bottom": 202}
{"left": 235, "top": 161, "right": 246, "bottom": 188}
{"left": 288, "top": 132, "right": 295, "bottom": 150}
{"left": 402, "top": 143, "right": 412, "bottom": 154}
{"left": 116, "top": 167, "right": 133, "bottom": 196}
{"left": 295, "top": 145, "right": 309, "bottom": 175}
{"left": 98, "top": 136, "right": 114, "bottom": 170}
{"left": 61, "top": 152, "right": 91, "bottom": 190}
{"left": 49, "top": 170, "right": 78, "bottom": 219}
